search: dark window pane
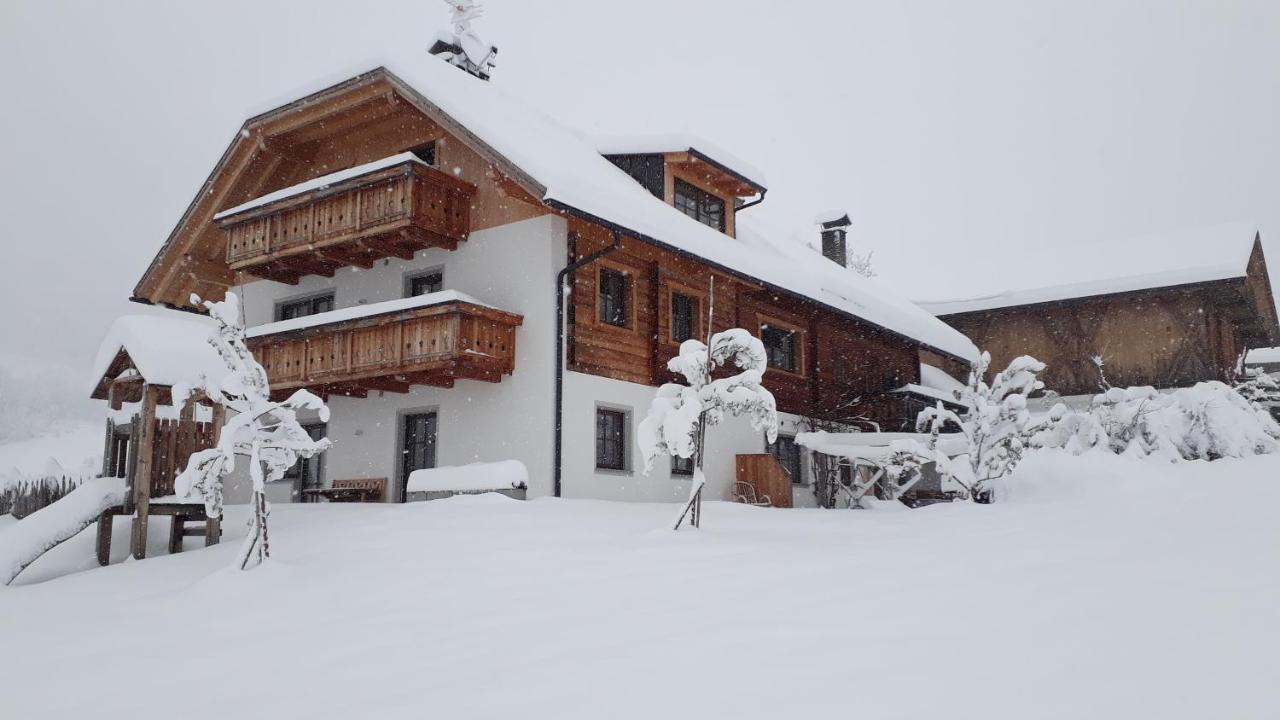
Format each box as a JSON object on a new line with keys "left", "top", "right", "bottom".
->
{"left": 276, "top": 293, "right": 336, "bottom": 322}
{"left": 409, "top": 271, "right": 444, "bottom": 297}
{"left": 599, "top": 268, "right": 629, "bottom": 328}
{"left": 671, "top": 293, "right": 697, "bottom": 343}
{"left": 671, "top": 454, "right": 695, "bottom": 476}
{"left": 596, "top": 409, "right": 627, "bottom": 470}
{"left": 411, "top": 142, "right": 436, "bottom": 165}
{"left": 762, "top": 325, "right": 798, "bottom": 373}
{"left": 674, "top": 179, "right": 726, "bottom": 232}
{"left": 770, "top": 435, "right": 804, "bottom": 485}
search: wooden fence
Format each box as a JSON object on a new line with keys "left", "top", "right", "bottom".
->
{"left": 147, "top": 418, "right": 217, "bottom": 498}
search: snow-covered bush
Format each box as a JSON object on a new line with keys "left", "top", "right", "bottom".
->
{"left": 1035, "top": 381, "right": 1280, "bottom": 461}
{"left": 638, "top": 328, "right": 779, "bottom": 528}
{"left": 175, "top": 293, "right": 331, "bottom": 569}
{"left": 917, "top": 352, "right": 1045, "bottom": 503}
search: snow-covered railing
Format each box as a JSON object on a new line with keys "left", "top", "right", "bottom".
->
{"left": 245, "top": 293, "right": 522, "bottom": 396}
{"left": 217, "top": 154, "right": 476, "bottom": 285}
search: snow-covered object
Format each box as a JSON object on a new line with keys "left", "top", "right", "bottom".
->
{"left": 920, "top": 222, "right": 1260, "bottom": 315}
{"left": 247, "top": 289, "right": 496, "bottom": 339}
{"left": 174, "top": 292, "right": 331, "bottom": 569}
{"left": 595, "top": 133, "right": 767, "bottom": 190}
{"left": 918, "top": 352, "right": 1046, "bottom": 501}
{"left": 796, "top": 431, "right": 969, "bottom": 462}
{"left": 638, "top": 330, "right": 779, "bottom": 474}
{"left": 1245, "top": 346, "right": 1280, "bottom": 365}
{"left": 89, "top": 314, "right": 228, "bottom": 397}
{"left": 0, "top": 476, "right": 126, "bottom": 586}
{"left": 796, "top": 431, "right": 967, "bottom": 507}
{"left": 434, "top": 1, "right": 497, "bottom": 78}
{"left": 215, "top": 153, "right": 428, "bottom": 220}
{"left": 228, "top": 54, "right": 977, "bottom": 363}
{"left": 1035, "top": 382, "right": 1280, "bottom": 461}
{"left": 407, "top": 460, "right": 528, "bottom": 493}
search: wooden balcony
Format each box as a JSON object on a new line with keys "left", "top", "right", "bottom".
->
{"left": 246, "top": 297, "right": 522, "bottom": 399}
{"left": 218, "top": 156, "right": 476, "bottom": 284}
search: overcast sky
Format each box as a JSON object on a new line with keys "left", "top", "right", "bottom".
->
{"left": 3, "top": 0, "right": 1279, "bottom": 384}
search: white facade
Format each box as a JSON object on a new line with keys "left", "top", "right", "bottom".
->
{"left": 221, "top": 211, "right": 821, "bottom": 508}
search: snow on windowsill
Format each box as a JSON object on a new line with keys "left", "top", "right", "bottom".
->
{"left": 247, "top": 290, "right": 497, "bottom": 338}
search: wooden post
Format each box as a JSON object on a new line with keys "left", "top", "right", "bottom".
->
{"left": 168, "top": 517, "right": 185, "bottom": 555}
{"left": 95, "top": 510, "right": 114, "bottom": 567}
{"left": 205, "top": 402, "right": 226, "bottom": 547}
{"left": 130, "top": 385, "right": 160, "bottom": 560}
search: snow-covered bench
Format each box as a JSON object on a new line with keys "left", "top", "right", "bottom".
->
{"left": 405, "top": 461, "right": 528, "bottom": 502}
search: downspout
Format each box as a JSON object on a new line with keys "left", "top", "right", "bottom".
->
{"left": 554, "top": 230, "right": 623, "bottom": 497}
{"left": 734, "top": 189, "right": 768, "bottom": 214}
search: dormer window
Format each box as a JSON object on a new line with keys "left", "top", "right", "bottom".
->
{"left": 674, "top": 179, "right": 725, "bottom": 232}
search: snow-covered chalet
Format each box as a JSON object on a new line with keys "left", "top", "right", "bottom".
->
{"left": 104, "top": 51, "right": 978, "bottom": 510}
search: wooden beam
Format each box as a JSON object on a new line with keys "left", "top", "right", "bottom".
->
{"left": 130, "top": 385, "right": 160, "bottom": 560}
{"left": 361, "top": 377, "right": 413, "bottom": 394}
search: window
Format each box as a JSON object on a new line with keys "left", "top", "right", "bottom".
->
{"left": 674, "top": 179, "right": 726, "bottom": 232}
{"left": 285, "top": 424, "right": 327, "bottom": 502}
{"left": 671, "top": 454, "right": 695, "bottom": 476}
{"left": 406, "top": 269, "right": 444, "bottom": 297}
{"left": 671, "top": 292, "right": 699, "bottom": 343}
{"left": 761, "top": 324, "right": 799, "bottom": 373}
{"left": 598, "top": 267, "right": 629, "bottom": 328}
{"left": 276, "top": 293, "right": 335, "bottom": 322}
{"left": 769, "top": 435, "right": 804, "bottom": 485}
{"left": 410, "top": 142, "right": 436, "bottom": 165}
{"left": 595, "top": 407, "right": 629, "bottom": 471}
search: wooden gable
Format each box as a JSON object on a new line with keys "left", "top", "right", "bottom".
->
{"left": 132, "top": 69, "right": 548, "bottom": 310}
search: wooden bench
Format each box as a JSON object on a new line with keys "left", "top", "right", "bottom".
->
{"left": 301, "top": 478, "right": 386, "bottom": 504}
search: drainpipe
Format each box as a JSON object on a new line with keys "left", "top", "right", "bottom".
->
{"left": 554, "top": 230, "right": 622, "bottom": 497}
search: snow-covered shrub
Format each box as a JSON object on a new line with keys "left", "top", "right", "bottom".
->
{"left": 175, "top": 292, "right": 331, "bottom": 569}
{"left": 917, "top": 352, "right": 1046, "bottom": 503}
{"left": 1035, "top": 381, "right": 1280, "bottom": 461}
{"left": 638, "top": 328, "right": 779, "bottom": 528}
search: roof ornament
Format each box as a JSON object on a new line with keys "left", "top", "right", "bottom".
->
{"left": 430, "top": 0, "right": 499, "bottom": 81}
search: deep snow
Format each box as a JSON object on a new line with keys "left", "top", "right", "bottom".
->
{"left": 1, "top": 451, "right": 1277, "bottom": 719}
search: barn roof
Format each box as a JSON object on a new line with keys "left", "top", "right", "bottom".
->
{"left": 919, "top": 223, "right": 1265, "bottom": 316}
{"left": 131, "top": 53, "right": 978, "bottom": 364}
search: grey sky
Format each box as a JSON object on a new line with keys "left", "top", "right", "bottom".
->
{"left": 2, "top": 0, "right": 1278, "bottom": 386}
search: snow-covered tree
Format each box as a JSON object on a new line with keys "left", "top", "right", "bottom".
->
{"left": 917, "top": 352, "right": 1045, "bottom": 503}
{"left": 175, "top": 292, "right": 331, "bottom": 570}
{"left": 638, "top": 325, "right": 779, "bottom": 529}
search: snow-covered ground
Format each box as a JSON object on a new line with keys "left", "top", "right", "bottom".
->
{"left": 1, "top": 451, "right": 1277, "bottom": 719}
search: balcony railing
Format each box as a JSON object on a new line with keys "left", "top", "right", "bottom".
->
{"left": 218, "top": 156, "right": 476, "bottom": 284}
{"left": 246, "top": 296, "right": 522, "bottom": 398}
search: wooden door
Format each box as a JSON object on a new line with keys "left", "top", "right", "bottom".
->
{"left": 400, "top": 412, "right": 438, "bottom": 502}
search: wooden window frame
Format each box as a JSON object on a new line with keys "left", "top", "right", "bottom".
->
{"left": 673, "top": 178, "right": 727, "bottom": 233}
{"left": 666, "top": 282, "right": 706, "bottom": 345}
{"left": 595, "top": 262, "right": 636, "bottom": 331}
{"left": 758, "top": 314, "right": 807, "bottom": 377}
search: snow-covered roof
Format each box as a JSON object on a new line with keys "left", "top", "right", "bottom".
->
{"left": 813, "top": 209, "right": 851, "bottom": 225}
{"left": 214, "top": 153, "right": 429, "bottom": 221}
{"left": 592, "top": 133, "right": 767, "bottom": 191}
{"left": 919, "top": 222, "right": 1261, "bottom": 316}
{"left": 89, "top": 314, "right": 228, "bottom": 397}
{"left": 920, "top": 363, "right": 967, "bottom": 395}
{"left": 246, "top": 290, "right": 498, "bottom": 339}
{"left": 218, "top": 54, "right": 977, "bottom": 362}
{"left": 894, "top": 383, "right": 963, "bottom": 406}
{"left": 795, "top": 431, "right": 969, "bottom": 461}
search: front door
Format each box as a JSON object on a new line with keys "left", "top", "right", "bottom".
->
{"left": 401, "top": 412, "right": 438, "bottom": 502}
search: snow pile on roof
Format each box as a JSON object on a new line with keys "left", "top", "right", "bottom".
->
{"left": 919, "top": 222, "right": 1261, "bottom": 315}
{"left": 244, "top": 54, "right": 975, "bottom": 361}
{"left": 796, "top": 431, "right": 968, "bottom": 461}
{"left": 215, "top": 153, "right": 428, "bottom": 220}
{"left": 593, "top": 133, "right": 767, "bottom": 190}
{"left": 247, "top": 290, "right": 497, "bottom": 339}
{"left": 1246, "top": 347, "right": 1280, "bottom": 365}
{"left": 90, "top": 314, "right": 228, "bottom": 395}
{"left": 406, "top": 460, "right": 528, "bottom": 494}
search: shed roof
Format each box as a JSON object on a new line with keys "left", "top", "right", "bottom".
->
{"left": 89, "top": 314, "right": 227, "bottom": 400}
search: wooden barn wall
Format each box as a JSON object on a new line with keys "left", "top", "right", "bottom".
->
{"left": 567, "top": 218, "right": 922, "bottom": 425}
{"left": 943, "top": 291, "right": 1235, "bottom": 396}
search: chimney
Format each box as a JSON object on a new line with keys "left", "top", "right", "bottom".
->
{"left": 430, "top": 1, "right": 498, "bottom": 81}
{"left": 816, "top": 211, "right": 852, "bottom": 267}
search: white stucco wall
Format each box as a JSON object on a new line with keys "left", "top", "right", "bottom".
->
{"left": 226, "top": 214, "right": 565, "bottom": 503}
